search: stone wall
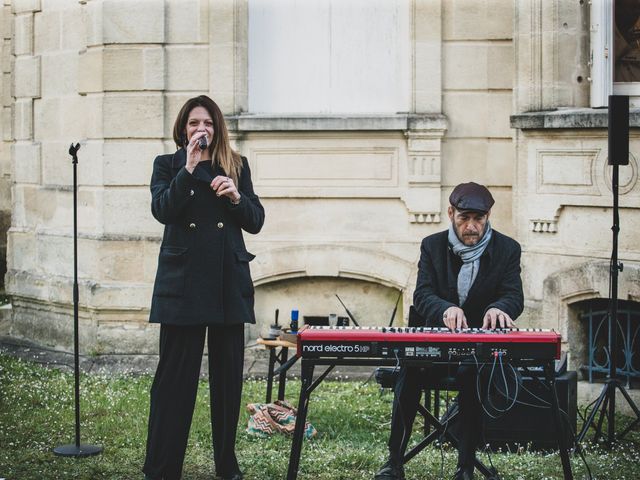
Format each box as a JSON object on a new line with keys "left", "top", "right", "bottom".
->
{"left": 4, "top": 0, "right": 518, "bottom": 355}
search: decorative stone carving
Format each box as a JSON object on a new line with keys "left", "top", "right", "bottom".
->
{"left": 604, "top": 152, "right": 638, "bottom": 195}
{"left": 536, "top": 149, "right": 599, "bottom": 195}
{"left": 530, "top": 218, "right": 558, "bottom": 233}
{"left": 402, "top": 120, "right": 446, "bottom": 224}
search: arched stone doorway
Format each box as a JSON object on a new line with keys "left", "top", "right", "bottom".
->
{"left": 247, "top": 244, "right": 417, "bottom": 340}
{"left": 542, "top": 261, "right": 640, "bottom": 372}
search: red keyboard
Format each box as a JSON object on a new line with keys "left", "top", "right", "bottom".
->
{"left": 297, "top": 325, "right": 561, "bottom": 362}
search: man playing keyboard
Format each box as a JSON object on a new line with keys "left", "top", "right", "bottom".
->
{"left": 375, "top": 182, "right": 524, "bottom": 480}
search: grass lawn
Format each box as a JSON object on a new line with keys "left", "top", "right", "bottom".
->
{"left": 1, "top": 353, "right": 639, "bottom": 480}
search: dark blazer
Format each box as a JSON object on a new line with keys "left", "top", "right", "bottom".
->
{"left": 149, "top": 148, "right": 265, "bottom": 326}
{"left": 413, "top": 229, "right": 524, "bottom": 328}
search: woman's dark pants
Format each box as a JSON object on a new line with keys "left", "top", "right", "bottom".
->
{"left": 143, "top": 323, "right": 245, "bottom": 480}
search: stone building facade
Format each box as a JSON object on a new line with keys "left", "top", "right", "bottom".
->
{"left": 0, "top": 0, "right": 638, "bottom": 383}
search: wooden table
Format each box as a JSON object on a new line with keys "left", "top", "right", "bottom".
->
{"left": 256, "top": 337, "right": 298, "bottom": 403}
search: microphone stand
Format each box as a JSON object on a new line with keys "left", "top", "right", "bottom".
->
{"left": 53, "top": 143, "right": 103, "bottom": 458}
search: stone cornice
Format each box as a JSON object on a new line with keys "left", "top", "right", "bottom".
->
{"left": 511, "top": 108, "right": 640, "bottom": 130}
{"left": 226, "top": 113, "right": 447, "bottom": 132}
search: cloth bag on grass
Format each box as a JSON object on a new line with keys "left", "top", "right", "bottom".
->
{"left": 246, "top": 399, "right": 317, "bottom": 439}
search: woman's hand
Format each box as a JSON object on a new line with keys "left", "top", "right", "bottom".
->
{"left": 211, "top": 175, "right": 241, "bottom": 204}
{"left": 185, "top": 131, "right": 208, "bottom": 173}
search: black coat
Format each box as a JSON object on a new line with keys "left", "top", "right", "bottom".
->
{"left": 149, "top": 148, "right": 265, "bottom": 326}
{"left": 413, "top": 229, "right": 524, "bottom": 328}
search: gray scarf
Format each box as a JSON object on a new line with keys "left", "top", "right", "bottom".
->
{"left": 448, "top": 222, "right": 493, "bottom": 305}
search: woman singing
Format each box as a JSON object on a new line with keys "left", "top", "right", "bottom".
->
{"left": 143, "top": 95, "right": 264, "bottom": 480}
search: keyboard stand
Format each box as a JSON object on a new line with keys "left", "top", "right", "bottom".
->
{"left": 286, "top": 358, "right": 574, "bottom": 480}
{"left": 406, "top": 402, "right": 497, "bottom": 479}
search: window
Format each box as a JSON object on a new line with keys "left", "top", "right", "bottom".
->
{"left": 591, "top": 0, "right": 640, "bottom": 107}
{"left": 248, "top": 0, "right": 411, "bottom": 114}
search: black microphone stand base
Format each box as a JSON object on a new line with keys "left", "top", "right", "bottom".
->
{"left": 577, "top": 378, "right": 640, "bottom": 446}
{"left": 53, "top": 443, "right": 103, "bottom": 457}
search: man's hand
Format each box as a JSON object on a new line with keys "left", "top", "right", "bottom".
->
{"left": 482, "top": 308, "right": 515, "bottom": 330}
{"left": 443, "top": 306, "right": 468, "bottom": 330}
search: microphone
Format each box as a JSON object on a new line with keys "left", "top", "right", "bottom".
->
{"left": 198, "top": 136, "right": 207, "bottom": 150}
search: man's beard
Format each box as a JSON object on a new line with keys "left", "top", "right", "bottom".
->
{"left": 456, "top": 227, "right": 485, "bottom": 245}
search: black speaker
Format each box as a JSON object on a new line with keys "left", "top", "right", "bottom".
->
{"left": 608, "top": 95, "right": 630, "bottom": 166}
{"left": 482, "top": 370, "right": 577, "bottom": 449}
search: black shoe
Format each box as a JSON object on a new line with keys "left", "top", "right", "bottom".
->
{"left": 144, "top": 476, "right": 162, "bottom": 480}
{"left": 453, "top": 466, "right": 474, "bottom": 480}
{"left": 374, "top": 459, "right": 405, "bottom": 480}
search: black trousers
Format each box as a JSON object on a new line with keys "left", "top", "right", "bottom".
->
{"left": 143, "top": 323, "right": 245, "bottom": 480}
{"left": 388, "top": 364, "right": 481, "bottom": 469}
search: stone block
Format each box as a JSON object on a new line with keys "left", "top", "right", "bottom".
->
{"left": 443, "top": 43, "right": 487, "bottom": 90}
{"left": 40, "top": 140, "right": 70, "bottom": 186}
{"left": 414, "top": 0, "right": 441, "bottom": 43}
{"left": 443, "top": 0, "right": 483, "bottom": 40}
{"left": 443, "top": 0, "right": 512, "bottom": 40}
{"left": 0, "top": 304, "right": 11, "bottom": 336}
{"left": 414, "top": 41, "right": 441, "bottom": 112}
{"left": 103, "top": 46, "right": 164, "bottom": 91}
{"left": 166, "top": 45, "right": 208, "bottom": 92}
{"left": 483, "top": 0, "right": 513, "bottom": 40}
{"left": 95, "top": 320, "right": 158, "bottom": 355}
{"left": 13, "top": 55, "right": 40, "bottom": 98}
{"left": 59, "top": 95, "right": 91, "bottom": 140}
{"left": 2, "top": 39, "right": 12, "bottom": 73}
{"left": 84, "top": 0, "right": 102, "bottom": 47}
{"left": 96, "top": 240, "right": 146, "bottom": 282}
{"left": 9, "top": 184, "right": 33, "bottom": 228}
{"left": 33, "top": 9, "right": 60, "bottom": 53}
{"left": 103, "top": 93, "right": 164, "bottom": 138}
{"left": 103, "top": 140, "right": 162, "bottom": 186}
{"left": 40, "top": 139, "right": 103, "bottom": 188}
{"left": 1, "top": 6, "right": 12, "bottom": 41}
{"left": 41, "top": 51, "right": 77, "bottom": 96}
{"left": 77, "top": 189, "right": 104, "bottom": 234}
{"left": 2, "top": 72, "right": 10, "bottom": 105}
{"left": 11, "top": 0, "right": 40, "bottom": 14}
{"left": 164, "top": 92, "right": 191, "bottom": 138}
{"left": 442, "top": 138, "right": 487, "bottom": 180}
{"left": 14, "top": 98, "right": 33, "bottom": 140}
{"left": 443, "top": 91, "right": 512, "bottom": 138}
{"left": 60, "top": 3, "right": 85, "bottom": 50}
{"left": 33, "top": 97, "right": 60, "bottom": 141}
{"left": 12, "top": 141, "right": 41, "bottom": 184}
{"left": 166, "top": 0, "right": 208, "bottom": 44}
{"left": 74, "top": 140, "right": 105, "bottom": 187}
{"left": 78, "top": 47, "right": 103, "bottom": 93}
{"left": 88, "top": 278, "right": 152, "bottom": 311}
{"left": 2, "top": 105, "right": 11, "bottom": 141}
{"left": 14, "top": 13, "right": 33, "bottom": 55}
{"left": 102, "top": 0, "right": 165, "bottom": 44}
{"left": 6, "top": 229, "right": 37, "bottom": 272}
{"left": 209, "top": 43, "right": 235, "bottom": 112}
{"left": 487, "top": 43, "right": 513, "bottom": 90}
{"left": 80, "top": 93, "right": 104, "bottom": 140}
{"left": 103, "top": 187, "right": 158, "bottom": 236}
{"left": 486, "top": 140, "right": 515, "bottom": 184}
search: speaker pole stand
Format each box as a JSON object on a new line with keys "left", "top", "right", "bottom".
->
{"left": 53, "top": 143, "right": 103, "bottom": 458}
{"left": 576, "top": 96, "right": 640, "bottom": 445}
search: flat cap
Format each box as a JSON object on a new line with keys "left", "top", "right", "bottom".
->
{"left": 449, "top": 182, "right": 495, "bottom": 213}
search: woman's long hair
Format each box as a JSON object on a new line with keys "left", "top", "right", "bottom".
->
{"left": 173, "top": 95, "right": 242, "bottom": 184}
